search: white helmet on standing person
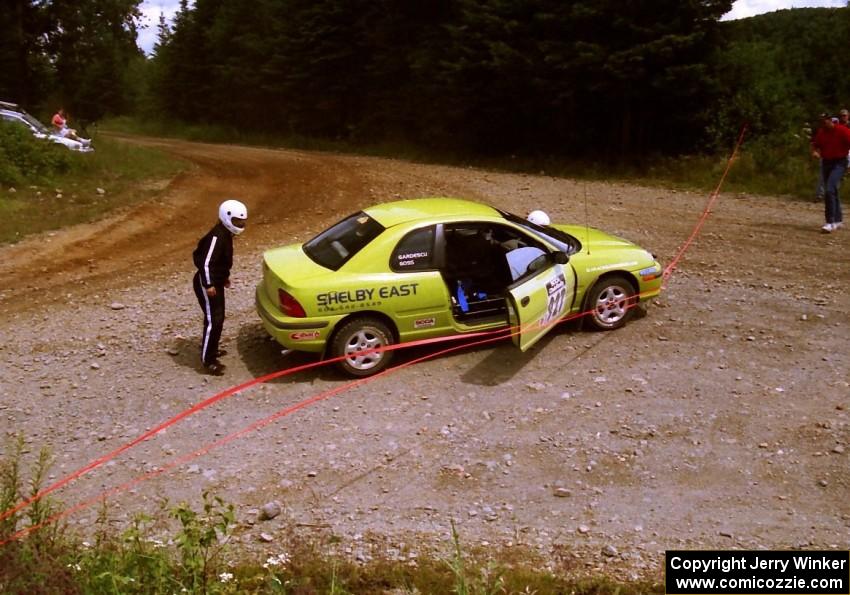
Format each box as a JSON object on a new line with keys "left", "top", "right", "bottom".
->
{"left": 527, "top": 209, "right": 550, "bottom": 226}
{"left": 219, "top": 199, "right": 248, "bottom": 235}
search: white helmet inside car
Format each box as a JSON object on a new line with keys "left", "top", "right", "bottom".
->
{"left": 219, "top": 199, "right": 248, "bottom": 235}
{"left": 527, "top": 209, "right": 550, "bottom": 226}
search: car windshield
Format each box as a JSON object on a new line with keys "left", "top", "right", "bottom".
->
{"left": 499, "top": 210, "right": 581, "bottom": 254}
{"left": 303, "top": 211, "right": 385, "bottom": 270}
{"left": 20, "top": 111, "right": 48, "bottom": 133}
{"left": 2, "top": 110, "right": 49, "bottom": 134}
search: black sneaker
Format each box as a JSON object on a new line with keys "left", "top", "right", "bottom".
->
{"left": 203, "top": 361, "right": 226, "bottom": 376}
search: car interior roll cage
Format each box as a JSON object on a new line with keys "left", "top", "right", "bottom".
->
{"left": 430, "top": 221, "right": 556, "bottom": 324}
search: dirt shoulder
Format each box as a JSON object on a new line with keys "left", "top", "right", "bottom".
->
{"left": 0, "top": 136, "right": 847, "bottom": 581}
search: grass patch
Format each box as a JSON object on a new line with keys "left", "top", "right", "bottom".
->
{"left": 0, "top": 437, "right": 663, "bottom": 594}
{"left": 0, "top": 127, "right": 186, "bottom": 245}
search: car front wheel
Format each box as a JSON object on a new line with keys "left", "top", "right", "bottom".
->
{"left": 585, "top": 275, "right": 637, "bottom": 330}
{"left": 330, "top": 317, "right": 395, "bottom": 377}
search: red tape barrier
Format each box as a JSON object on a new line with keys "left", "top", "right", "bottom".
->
{"left": 0, "top": 125, "right": 747, "bottom": 543}
{"left": 1, "top": 325, "right": 518, "bottom": 545}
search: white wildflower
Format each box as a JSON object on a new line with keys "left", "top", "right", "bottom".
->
{"left": 263, "top": 552, "right": 291, "bottom": 569}
{"left": 219, "top": 571, "right": 233, "bottom": 583}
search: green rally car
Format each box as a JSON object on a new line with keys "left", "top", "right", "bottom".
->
{"left": 256, "top": 198, "right": 662, "bottom": 376}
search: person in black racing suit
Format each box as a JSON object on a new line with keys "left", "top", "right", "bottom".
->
{"left": 192, "top": 199, "right": 248, "bottom": 375}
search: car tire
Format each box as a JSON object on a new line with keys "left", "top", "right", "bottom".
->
{"left": 330, "top": 316, "right": 395, "bottom": 377}
{"left": 584, "top": 275, "right": 637, "bottom": 331}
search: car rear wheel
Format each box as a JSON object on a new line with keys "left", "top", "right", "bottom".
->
{"left": 330, "top": 317, "right": 395, "bottom": 377}
{"left": 585, "top": 275, "right": 637, "bottom": 330}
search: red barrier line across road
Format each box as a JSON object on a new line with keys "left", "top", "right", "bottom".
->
{"left": 0, "top": 285, "right": 656, "bottom": 541}
{"left": 1, "top": 321, "right": 524, "bottom": 546}
{"left": 0, "top": 328, "right": 502, "bottom": 526}
{"left": 0, "top": 125, "right": 747, "bottom": 542}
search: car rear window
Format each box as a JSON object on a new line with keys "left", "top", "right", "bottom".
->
{"left": 303, "top": 211, "right": 385, "bottom": 270}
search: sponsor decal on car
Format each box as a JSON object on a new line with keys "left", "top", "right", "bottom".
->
{"left": 585, "top": 261, "right": 638, "bottom": 273}
{"left": 317, "top": 288, "right": 375, "bottom": 306}
{"left": 379, "top": 282, "right": 420, "bottom": 298}
{"left": 540, "top": 273, "right": 567, "bottom": 328}
{"left": 414, "top": 317, "right": 436, "bottom": 328}
{"left": 290, "top": 330, "right": 320, "bottom": 341}
{"left": 546, "top": 274, "right": 566, "bottom": 296}
{"left": 397, "top": 251, "right": 429, "bottom": 267}
{"left": 316, "top": 283, "right": 420, "bottom": 308}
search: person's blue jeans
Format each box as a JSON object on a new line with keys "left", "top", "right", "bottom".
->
{"left": 822, "top": 158, "right": 847, "bottom": 224}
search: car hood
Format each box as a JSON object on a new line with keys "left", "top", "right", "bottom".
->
{"left": 263, "top": 243, "right": 331, "bottom": 283}
{"left": 49, "top": 134, "right": 90, "bottom": 151}
{"left": 551, "top": 224, "right": 644, "bottom": 252}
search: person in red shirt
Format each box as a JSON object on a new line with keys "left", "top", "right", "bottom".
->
{"left": 51, "top": 107, "right": 90, "bottom": 145}
{"left": 811, "top": 113, "right": 850, "bottom": 232}
{"left": 50, "top": 108, "right": 66, "bottom": 132}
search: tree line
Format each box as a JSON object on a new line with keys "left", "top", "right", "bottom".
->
{"left": 2, "top": 1, "right": 848, "bottom": 160}
{"left": 0, "top": 0, "right": 142, "bottom": 127}
{"left": 146, "top": 0, "right": 734, "bottom": 157}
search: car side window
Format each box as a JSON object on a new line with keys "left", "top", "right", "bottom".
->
{"left": 391, "top": 226, "right": 435, "bottom": 272}
{"left": 442, "top": 223, "right": 550, "bottom": 283}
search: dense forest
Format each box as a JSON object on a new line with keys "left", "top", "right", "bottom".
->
{"left": 2, "top": 0, "right": 849, "bottom": 160}
{"left": 0, "top": 0, "right": 142, "bottom": 123}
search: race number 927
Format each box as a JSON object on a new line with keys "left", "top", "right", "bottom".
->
{"left": 540, "top": 273, "right": 567, "bottom": 328}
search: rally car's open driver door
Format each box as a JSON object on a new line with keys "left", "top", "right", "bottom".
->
{"left": 507, "top": 254, "right": 572, "bottom": 351}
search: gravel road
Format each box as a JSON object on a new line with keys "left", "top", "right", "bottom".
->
{"left": 0, "top": 136, "right": 847, "bottom": 580}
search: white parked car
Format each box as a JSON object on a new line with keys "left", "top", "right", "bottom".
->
{"left": 0, "top": 101, "right": 93, "bottom": 153}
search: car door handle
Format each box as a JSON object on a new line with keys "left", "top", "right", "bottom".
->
{"left": 520, "top": 296, "right": 530, "bottom": 307}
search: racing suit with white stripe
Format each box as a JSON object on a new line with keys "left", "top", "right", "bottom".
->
{"left": 192, "top": 222, "right": 233, "bottom": 366}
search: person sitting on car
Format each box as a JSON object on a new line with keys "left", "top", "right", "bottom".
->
{"left": 51, "top": 108, "right": 90, "bottom": 146}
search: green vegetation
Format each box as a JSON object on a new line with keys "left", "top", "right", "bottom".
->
{"left": 713, "top": 7, "right": 850, "bottom": 142}
{"left": 0, "top": 122, "right": 74, "bottom": 185}
{"left": 3, "top": 3, "right": 847, "bottom": 201}
{"left": 138, "top": 3, "right": 850, "bottom": 162}
{"left": 0, "top": 123, "right": 185, "bottom": 244}
{"left": 0, "top": 439, "right": 661, "bottom": 594}
{"left": 0, "top": 0, "right": 141, "bottom": 125}
{"left": 142, "top": 0, "right": 733, "bottom": 157}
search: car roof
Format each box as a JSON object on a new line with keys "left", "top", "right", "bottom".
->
{"left": 364, "top": 197, "right": 501, "bottom": 228}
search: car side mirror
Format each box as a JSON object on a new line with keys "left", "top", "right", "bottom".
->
{"left": 551, "top": 251, "right": 569, "bottom": 265}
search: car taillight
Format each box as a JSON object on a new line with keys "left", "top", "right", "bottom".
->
{"left": 278, "top": 289, "right": 306, "bottom": 318}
